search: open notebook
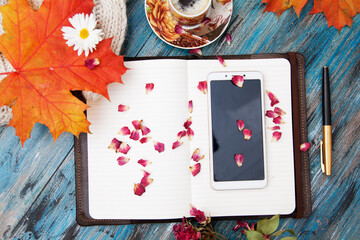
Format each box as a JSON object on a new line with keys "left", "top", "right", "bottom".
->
{"left": 75, "top": 53, "right": 312, "bottom": 225}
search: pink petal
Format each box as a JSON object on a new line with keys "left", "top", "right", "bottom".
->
{"left": 190, "top": 163, "right": 201, "bottom": 176}
{"left": 187, "top": 128, "right": 194, "bottom": 141}
{"left": 266, "top": 90, "right": 279, "bottom": 107}
{"left": 142, "top": 170, "right": 151, "bottom": 177}
{"left": 134, "top": 183, "right": 146, "bottom": 196}
{"left": 172, "top": 140, "right": 183, "bottom": 149}
{"left": 189, "top": 204, "right": 206, "bottom": 224}
{"left": 273, "top": 116, "right": 285, "bottom": 124}
{"left": 119, "top": 142, "right": 131, "bottom": 154}
{"left": 132, "top": 120, "right": 143, "bottom": 130}
{"left": 117, "top": 156, "right": 130, "bottom": 166}
{"left": 177, "top": 130, "right": 187, "bottom": 140}
{"left": 268, "top": 126, "right": 281, "bottom": 131}
{"left": 145, "top": 83, "right": 154, "bottom": 95}
{"left": 108, "top": 138, "right": 121, "bottom": 151}
{"left": 85, "top": 58, "right": 100, "bottom": 70}
{"left": 174, "top": 24, "right": 183, "bottom": 34}
{"left": 141, "top": 175, "right": 153, "bottom": 187}
{"left": 216, "top": 56, "right": 227, "bottom": 67}
{"left": 189, "top": 204, "right": 198, "bottom": 216}
{"left": 300, "top": 142, "right": 311, "bottom": 152}
{"left": 271, "top": 131, "right": 282, "bottom": 142}
{"left": 189, "top": 48, "right": 202, "bottom": 56}
{"left": 201, "top": 17, "right": 211, "bottom": 27}
{"left": 183, "top": 116, "right": 192, "bottom": 129}
{"left": 274, "top": 107, "right": 286, "bottom": 116}
{"left": 197, "top": 81, "right": 208, "bottom": 94}
{"left": 243, "top": 129, "right": 252, "bottom": 140}
{"left": 140, "top": 125, "right": 151, "bottom": 136}
{"left": 154, "top": 141, "right": 165, "bottom": 153}
{"left": 118, "top": 104, "right": 129, "bottom": 112}
{"left": 232, "top": 75, "right": 244, "bottom": 88}
{"left": 188, "top": 100, "right": 193, "bottom": 113}
{"left": 236, "top": 120, "right": 245, "bottom": 131}
{"left": 191, "top": 148, "right": 204, "bottom": 162}
{"left": 265, "top": 110, "right": 277, "bottom": 118}
{"left": 130, "top": 130, "right": 140, "bottom": 141}
{"left": 234, "top": 154, "right": 244, "bottom": 167}
{"left": 226, "top": 33, "right": 231, "bottom": 45}
{"left": 139, "top": 136, "right": 152, "bottom": 144}
{"left": 138, "top": 159, "right": 152, "bottom": 167}
{"left": 118, "top": 126, "right": 131, "bottom": 136}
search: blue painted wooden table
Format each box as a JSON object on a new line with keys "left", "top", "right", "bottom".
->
{"left": 1, "top": 0, "right": 359, "bottom": 239}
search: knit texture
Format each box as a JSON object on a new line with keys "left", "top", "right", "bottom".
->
{"left": 0, "top": 0, "right": 127, "bottom": 125}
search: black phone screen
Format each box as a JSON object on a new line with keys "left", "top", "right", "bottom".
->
{"left": 210, "top": 79, "right": 265, "bottom": 182}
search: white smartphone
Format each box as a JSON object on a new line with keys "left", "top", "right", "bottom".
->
{"left": 207, "top": 71, "right": 267, "bottom": 190}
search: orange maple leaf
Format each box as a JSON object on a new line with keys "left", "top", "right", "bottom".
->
{"left": 0, "top": 0, "right": 127, "bottom": 145}
{"left": 261, "top": 0, "right": 307, "bottom": 17}
{"left": 310, "top": 0, "right": 360, "bottom": 30}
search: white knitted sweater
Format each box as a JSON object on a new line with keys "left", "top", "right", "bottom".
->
{"left": 0, "top": 0, "right": 127, "bottom": 125}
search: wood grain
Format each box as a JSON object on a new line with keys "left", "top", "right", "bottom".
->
{"left": 1, "top": 0, "right": 360, "bottom": 239}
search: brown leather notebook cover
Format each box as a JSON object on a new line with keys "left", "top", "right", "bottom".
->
{"left": 74, "top": 52, "right": 311, "bottom": 226}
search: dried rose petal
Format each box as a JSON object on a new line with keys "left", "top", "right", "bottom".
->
{"left": 189, "top": 48, "right": 202, "bottom": 56}
{"left": 172, "top": 140, "right": 183, "bottom": 149}
{"left": 183, "top": 116, "right": 192, "bottom": 129}
{"left": 243, "top": 129, "right": 252, "bottom": 140}
{"left": 273, "top": 116, "right": 285, "bottom": 124}
{"left": 191, "top": 148, "right": 204, "bottom": 162}
{"left": 142, "top": 170, "right": 151, "bottom": 178}
{"left": 266, "top": 90, "right": 279, "bottom": 107}
{"left": 190, "top": 163, "right": 201, "bottom": 177}
{"left": 145, "top": 83, "right": 154, "bottom": 95}
{"left": 108, "top": 138, "right": 121, "bottom": 151}
{"left": 237, "top": 120, "right": 245, "bottom": 131}
{"left": 226, "top": 33, "right": 231, "bottom": 45}
{"left": 233, "top": 220, "right": 251, "bottom": 232}
{"left": 130, "top": 130, "right": 140, "bottom": 141}
{"left": 274, "top": 107, "right": 286, "bottom": 116}
{"left": 132, "top": 120, "right": 143, "bottom": 130}
{"left": 201, "top": 17, "right": 211, "bottom": 26}
{"left": 188, "top": 100, "right": 193, "bottom": 113}
{"left": 85, "top": 58, "right": 100, "bottom": 70}
{"left": 216, "top": 56, "right": 227, "bottom": 67}
{"left": 119, "top": 142, "right": 131, "bottom": 154}
{"left": 234, "top": 154, "right": 244, "bottom": 167}
{"left": 139, "top": 136, "right": 152, "bottom": 144}
{"left": 138, "top": 159, "right": 152, "bottom": 167}
{"left": 118, "top": 104, "right": 129, "bottom": 112}
{"left": 117, "top": 156, "right": 130, "bottom": 166}
{"left": 271, "top": 131, "right": 282, "bottom": 142}
{"left": 232, "top": 75, "right": 244, "bottom": 88}
{"left": 140, "top": 124, "right": 151, "bottom": 136}
{"left": 189, "top": 204, "right": 207, "bottom": 224}
{"left": 197, "top": 81, "right": 208, "bottom": 94}
{"left": 177, "top": 130, "right": 187, "bottom": 140}
{"left": 265, "top": 110, "right": 277, "bottom": 118}
{"left": 134, "top": 183, "right": 145, "bottom": 196}
{"left": 174, "top": 24, "right": 183, "bottom": 34}
{"left": 187, "top": 128, "right": 194, "bottom": 141}
{"left": 300, "top": 142, "right": 311, "bottom": 152}
{"left": 268, "top": 126, "right": 281, "bottom": 131}
{"left": 154, "top": 141, "right": 165, "bottom": 153}
{"left": 141, "top": 175, "right": 153, "bottom": 187}
{"left": 118, "top": 126, "right": 131, "bottom": 136}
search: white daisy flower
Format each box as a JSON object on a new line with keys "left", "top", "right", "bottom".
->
{"left": 61, "top": 13, "right": 103, "bottom": 57}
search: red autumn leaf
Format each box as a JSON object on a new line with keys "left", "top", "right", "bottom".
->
{"left": 0, "top": 0, "right": 127, "bottom": 145}
{"left": 261, "top": 0, "right": 307, "bottom": 17}
{"left": 310, "top": 0, "right": 360, "bottom": 30}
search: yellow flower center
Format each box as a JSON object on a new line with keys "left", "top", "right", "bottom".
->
{"left": 79, "top": 28, "right": 89, "bottom": 39}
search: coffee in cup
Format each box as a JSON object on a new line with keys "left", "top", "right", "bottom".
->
{"left": 169, "top": 0, "right": 211, "bottom": 27}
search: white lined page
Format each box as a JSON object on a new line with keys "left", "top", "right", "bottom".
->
{"left": 187, "top": 59, "right": 296, "bottom": 216}
{"left": 87, "top": 60, "right": 191, "bottom": 219}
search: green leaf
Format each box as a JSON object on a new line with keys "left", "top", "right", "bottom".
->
{"left": 244, "top": 230, "right": 265, "bottom": 240}
{"left": 280, "top": 237, "right": 297, "bottom": 240}
{"left": 256, "top": 215, "right": 280, "bottom": 235}
{"left": 272, "top": 229, "right": 296, "bottom": 237}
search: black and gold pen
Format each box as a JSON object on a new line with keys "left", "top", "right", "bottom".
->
{"left": 321, "top": 66, "right": 332, "bottom": 175}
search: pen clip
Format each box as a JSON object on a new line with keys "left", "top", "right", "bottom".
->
{"left": 320, "top": 140, "right": 325, "bottom": 173}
